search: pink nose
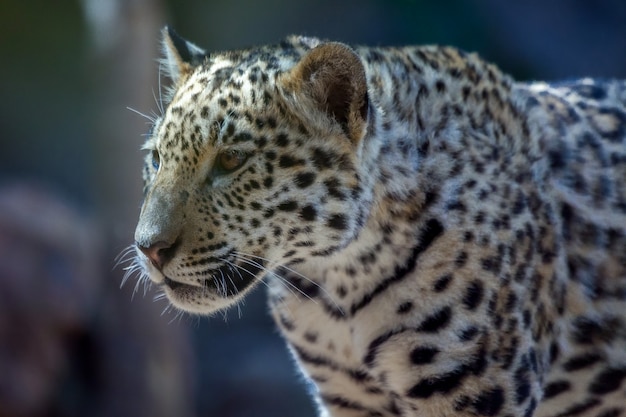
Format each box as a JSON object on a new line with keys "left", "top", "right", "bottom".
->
{"left": 137, "top": 241, "right": 174, "bottom": 270}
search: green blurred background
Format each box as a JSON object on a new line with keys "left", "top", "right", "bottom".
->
{"left": 0, "top": 1, "right": 624, "bottom": 416}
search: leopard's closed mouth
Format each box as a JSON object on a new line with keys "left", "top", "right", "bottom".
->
{"left": 162, "top": 260, "right": 263, "bottom": 297}
{"left": 163, "top": 276, "right": 191, "bottom": 291}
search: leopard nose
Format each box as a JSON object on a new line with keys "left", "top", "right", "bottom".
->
{"left": 137, "top": 240, "right": 176, "bottom": 270}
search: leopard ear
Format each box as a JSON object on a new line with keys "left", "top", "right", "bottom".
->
{"left": 161, "top": 26, "right": 206, "bottom": 85}
{"left": 283, "top": 42, "right": 369, "bottom": 143}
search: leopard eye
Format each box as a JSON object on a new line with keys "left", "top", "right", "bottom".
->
{"left": 217, "top": 149, "right": 248, "bottom": 173}
{"left": 151, "top": 150, "right": 160, "bottom": 170}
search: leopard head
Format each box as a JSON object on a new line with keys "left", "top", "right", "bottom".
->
{"left": 133, "top": 28, "right": 375, "bottom": 314}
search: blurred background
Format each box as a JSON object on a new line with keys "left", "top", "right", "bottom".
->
{"left": 0, "top": 1, "right": 624, "bottom": 416}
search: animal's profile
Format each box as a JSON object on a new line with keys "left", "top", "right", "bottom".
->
{"left": 132, "top": 27, "right": 626, "bottom": 416}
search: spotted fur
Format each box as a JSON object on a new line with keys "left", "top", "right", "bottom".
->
{"left": 132, "top": 27, "right": 626, "bottom": 416}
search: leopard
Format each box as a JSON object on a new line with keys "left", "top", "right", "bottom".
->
{"left": 131, "top": 26, "right": 626, "bottom": 417}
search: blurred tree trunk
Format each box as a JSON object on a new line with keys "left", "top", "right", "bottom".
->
{"left": 84, "top": 1, "right": 195, "bottom": 416}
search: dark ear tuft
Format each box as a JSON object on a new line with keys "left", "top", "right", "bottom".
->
{"left": 285, "top": 42, "right": 369, "bottom": 143}
{"left": 161, "top": 26, "right": 207, "bottom": 84}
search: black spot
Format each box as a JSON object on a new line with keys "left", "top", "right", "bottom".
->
{"left": 304, "top": 332, "right": 318, "bottom": 343}
{"left": 299, "top": 205, "right": 317, "bottom": 221}
{"left": 459, "top": 326, "right": 479, "bottom": 342}
{"left": 417, "top": 306, "right": 452, "bottom": 333}
{"left": 417, "top": 219, "right": 444, "bottom": 253}
{"left": 514, "top": 364, "right": 531, "bottom": 404}
{"left": 359, "top": 251, "right": 377, "bottom": 266}
{"left": 462, "top": 280, "right": 484, "bottom": 311}
{"left": 512, "top": 192, "right": 527, "bottom": 215}
{"left": 423, "top": 190, "right": 438, "bottom": 209}
{"left": 364, "top": 329, "right": 399, "bottom": 367}
{"left": 336, "top": 285, "right": 347, "bottom": 298}
{"left": 295, "top": 171, "right": 317, "bottom": 188}
{"left": 562, "top": 352, "right": 603, "bottom": 372}
{"left": 417, "top": 139, "right": 430, "bottom": 157}
{"left": 589, "top": 367, "right": 626, "bottom": 395}
{"left": 292, "top": 345, "right": 334, "bottom": 368}
{"left": 557, "top": 398, "right": 601, "bottom": 417}
{"left": 466, "top": 346, "right": 488, "bottom": 376}
{"left": 549, "top": 342, "right": 560, "bottom": 365}
{"left": 223, "top": 122, "right": 235, "bottom": 139}
{"left": 542, "top": 380, "right": 570, "bottom": 399}
{"left": 433, "top": 273, "right": 453, "bottom": 292}
{"left": 571, "top": 315, "right": 620, "bottom": 345}
{"left": 407, "top": 370, "right": 462, "bottom": 398}
{"left": 327, "top": 214, "right": 348, "bottom": 230}
{"left": 474, "top": 211, "right": 486, "bottom": 224}
{"left": 276, "top": 133, "right": 289, "bottom": 147}
{"left": 311, "top": 147, "right": 335, "bottom": 170}
{"left": 596, "top": 408, "right": 625, "bottom": 417}
{"left": 447, "top": 200, "right": 466, "bottom": 211}
{"left": 548, "top": 145, "right": 568, "bottom": 169}
{"left": 279, "top": 154, "right": 304, "bottom": 168}
{"left": 263, "top": 208, "right": 275, "bottom": 218}
{"left": 281, "top": 269, "right": 320, "bottom": 297}
{"left": 410, "top": 346, "right": 439, "bottom": 365}
{"left": 320, "top": 394, "right": 368, "bottom": 412}
{"left": 397, "top": 301, "right": 413, "bottom": 314}
{"left": 278, "top": 200, "right": 298, "bottom": 212}
{"left": 279, "top": 314, "right": 295, "bottom": 331}
{"left": 455, "top": 251, "right": 468, "bottom": 267}
{"left": 505, "top": 293, "right": 518, "bottom": 313}
{"left": 324, "top": 178, "right": 346, "bottom": 200}
{"left": 522, "top": 310, "right": 531, "bottom": 328}
{"left": 407, "top": 345, "right": 486, "bottom": 399}
{"left": 481, "top": 256, "right": 501, "bottom": 274}
{"left": 472, "top": 387, "right": 504, "bottom": 416}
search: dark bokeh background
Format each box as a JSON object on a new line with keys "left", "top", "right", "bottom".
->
{"left": 0, "top": 1, "right": 624, "bottom": 416}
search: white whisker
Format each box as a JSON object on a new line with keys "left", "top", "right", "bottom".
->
{"left": 168, "top": 308, "right": 185, "bottom": 325}
{"left": 114, "top": 245, "right": 140, "bottom": 274}
{"left": 157, "top": 62, "right": 165, "bottom": 115}
{"left": 160, "top": 301, "right": 175, "bottom": 317}
{"left": 154, "top": 292, "right": 167, "bottom": 302}
{"left": 126, "top": 106, "right": 157, "bottom": 124}
{"left": 232, "top": 251, "right": 345, "bottom": 315}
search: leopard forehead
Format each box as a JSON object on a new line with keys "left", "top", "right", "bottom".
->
{"left": 157, "top": 56, "right": 285, "bottom": 154}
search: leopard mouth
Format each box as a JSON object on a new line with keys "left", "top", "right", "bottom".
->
{"left": 162, "top": 258, "right": 265, "bottom": 298}
{"left": 163, "top": 276, "right": 191, "bottom": 291}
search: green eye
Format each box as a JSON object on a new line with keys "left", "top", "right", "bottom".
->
{"left": 217, "top": 149, "right": 247, "bottom": 173}
{"left": 151, "top": 150, "right": 160, "bottom": 170}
